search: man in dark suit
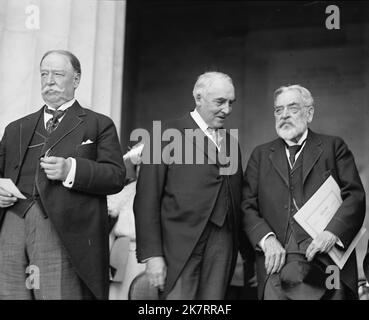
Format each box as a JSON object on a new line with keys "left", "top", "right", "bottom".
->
{"left": 242, "top": 85, "right": 365, "bottom": 300}
{"left": 0, "top": 50, "right": 125, "bottom": 299}
{"left": 133, "top": 71, "right": 248, "bottom": 299}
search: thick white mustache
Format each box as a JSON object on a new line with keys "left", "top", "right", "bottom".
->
{"left": 279, "top": 121, "right": 293, "bottom": 128}
{"left": 42, "top": 87, "right": 64, "bottom": 94}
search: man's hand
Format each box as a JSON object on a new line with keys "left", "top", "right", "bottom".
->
{"left": 146, "top": 256, "right": 167, "bottom": 291}
{"left": 306, "top": 230, "right": 337, "bottom": 262}
{"left": 0, "top": 186, "right": 17, "bottom": 208}
{"left": 40, "top": 156, "right": 71, "bottom": 181}
{"left": 263, "top": 235, "right": 286, "bottom": 275}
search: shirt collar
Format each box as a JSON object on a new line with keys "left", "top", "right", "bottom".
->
{"left": 45, "top": 98, "right": 76, "bottom": 112}
{"left": 190, "top": 108, "right": 210, "bottom": 133}
{"left": 284, "top": 129, "right": 308, "bottom": 147}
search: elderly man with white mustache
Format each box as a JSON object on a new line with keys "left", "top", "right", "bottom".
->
{"left": 0, "top": 50, "right": 125, "bottom": 299}
{"left": 241, "top": 85, "right": 365, "bottom": 300}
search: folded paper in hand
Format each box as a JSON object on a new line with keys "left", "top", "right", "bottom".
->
{"left": 293, "top": 175, "right": 366, "bottom": 269}
{"left": 0, "top": 178, "right": 26, "bottom": 199}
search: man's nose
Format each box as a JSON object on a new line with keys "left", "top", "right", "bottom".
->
{"left": 281, "top": 107, "right": 291, "bottom": 118}
{"left": 45, "top": 73, "right": 55, "bottom": 84}
{"left": 222, "top": 102, "right": 232, "bottom": 115}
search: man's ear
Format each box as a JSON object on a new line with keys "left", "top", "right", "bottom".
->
{"left": 195, "top": 93, "right": 202, "bottom": 107}
{"left": 73, "top": 73, "right": 81, "bottom": 89}
{"left": 307, "top": 105, "right": 314, "bottom": 123}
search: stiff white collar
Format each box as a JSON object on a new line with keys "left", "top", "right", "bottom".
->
{"left": 190, "top": 108, "right": 209, "bottom": 133}
{"left": 45, "top": 98, "right": 76, "bottom": 112}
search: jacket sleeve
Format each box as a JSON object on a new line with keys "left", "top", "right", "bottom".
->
{"left": 325, "top": 137, "right": 366, "bottom": 247}
{"left": 72, "top": 116, "right": 125, "bottom": 196}
{"left": 133, "top": 158, "right": 167, "bottom": 262}
{"left": 241, "top": 147, "right": 274, "bottom": 248}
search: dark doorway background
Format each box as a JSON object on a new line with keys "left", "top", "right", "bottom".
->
{"left": 121, "top": 0, "right": 369, "bottom": 276}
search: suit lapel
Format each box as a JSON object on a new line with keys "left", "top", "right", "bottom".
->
{"left": 19, "top": 108, "right": 44, "bottom": 168}
{"left": 302, "top": 130, "right": 323, "bottom": 184}
{"left": 179, "top": 113, "right": 218, "bottom": 165}
{"left": 41, "top": 101, "right": 86, "bottom": 156}
{"left": 269, "top": 138, "right": 289, "bottom": 187}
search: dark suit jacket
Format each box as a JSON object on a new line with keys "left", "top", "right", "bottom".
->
{"left": 133, "top": 113, "right": 244, "bottom": 297}
{"left": 0, "top": 101, "right": 125, "bottom": 299}
{"left": 242, "top": 129, "right": 365, "bottom": 299}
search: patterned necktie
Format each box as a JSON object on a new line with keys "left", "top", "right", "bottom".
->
{"left": 288, "top": 143, "right": 304, "bottom": 167}
{"left": 45, "top": 107, "right": 66, "bottom": 134}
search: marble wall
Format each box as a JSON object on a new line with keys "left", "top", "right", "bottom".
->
{"left": 0, "top": 0, "right": 126, "bottom": 137}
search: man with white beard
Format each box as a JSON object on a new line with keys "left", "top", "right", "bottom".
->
{"left": 241, "top": 85, "right": 365, "bottom": 300}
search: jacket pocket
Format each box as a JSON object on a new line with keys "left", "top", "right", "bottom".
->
{"left": 76, "top": 143, "right": 97, "bottom": 160}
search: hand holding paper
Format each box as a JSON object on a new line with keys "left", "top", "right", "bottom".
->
{"left": 0, "top": 185, "right": 18, "bottom": 208}
{"left": 294, "top": 175, "right": 366, "bottom": 269}
{"left": 0, "top": 178, "right": 26, "bottom": 199}
{"left": 305, "top": 230, "right": 337, "bottom": 262}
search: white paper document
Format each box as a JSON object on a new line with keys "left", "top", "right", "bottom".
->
{"left": 294, "top": 175, "right": 366, "bottom": 269}
{"left": 0, "top": 178, "right": 26, "bottom": 199}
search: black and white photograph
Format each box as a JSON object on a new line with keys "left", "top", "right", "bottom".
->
{"left": 0, "top": 0, "right": 369, "bottom": 311}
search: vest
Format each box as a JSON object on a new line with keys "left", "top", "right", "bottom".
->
{"left": 209, "top": 147, "right": 233, "bottom": 227}
{"left": 284, "top": 149, "right": 310, "bottom": 244}
{"left": 11, "top": 115, "right": 49, "bottom": 218}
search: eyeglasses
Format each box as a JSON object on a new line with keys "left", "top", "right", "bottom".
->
{"left": 274, "top": 105, "right": 308, "bottom": 116}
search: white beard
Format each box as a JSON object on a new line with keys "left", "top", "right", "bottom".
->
{"left": 276, "top": 123, "right": 306, "bottom": 141}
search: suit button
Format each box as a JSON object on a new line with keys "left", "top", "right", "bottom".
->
{"left": 216, "top": 176, "right": 222, "bottom": 181}
{"left": 284, "top": 205, "right": 288, "bottom": 209}
{"left": 14, "top": 164, "right": 19, "bottom": 169}
{"left": 290, "top": 186, "right": 294, "bottom": 191}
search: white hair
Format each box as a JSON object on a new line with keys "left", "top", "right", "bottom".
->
{"left": 192, "top": 71, "right": 233, "bottom": 101}
{"left": 274, "top": 84, "right": 314, "bottom": 107}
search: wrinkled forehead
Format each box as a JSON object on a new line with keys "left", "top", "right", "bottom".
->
{"left": 40, "top": 53, "right": 73, "bottom": 71}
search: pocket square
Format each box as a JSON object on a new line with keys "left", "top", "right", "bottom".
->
{"left": 81, "top": 139, "right": 94, "bottom": 145}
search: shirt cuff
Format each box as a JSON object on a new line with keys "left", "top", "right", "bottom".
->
{"left": 142, "top": 256, "right": 162, "bottom": 263}
{"left": 62, "top": 157, "right": 76, "bottom": 188}
{"left": 258, "top": 232, "right": 276, "bottom": 252}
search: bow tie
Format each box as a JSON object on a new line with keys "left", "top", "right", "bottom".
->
{"left": 45, "top": 107, "right": 66, "bottom": 118}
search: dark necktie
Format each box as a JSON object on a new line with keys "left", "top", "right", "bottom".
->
{"left": 288, "top": 143, "right": 304, "bottom": 167}
{"left": 45, "top": 107, "right": 66, "bottom": 133}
